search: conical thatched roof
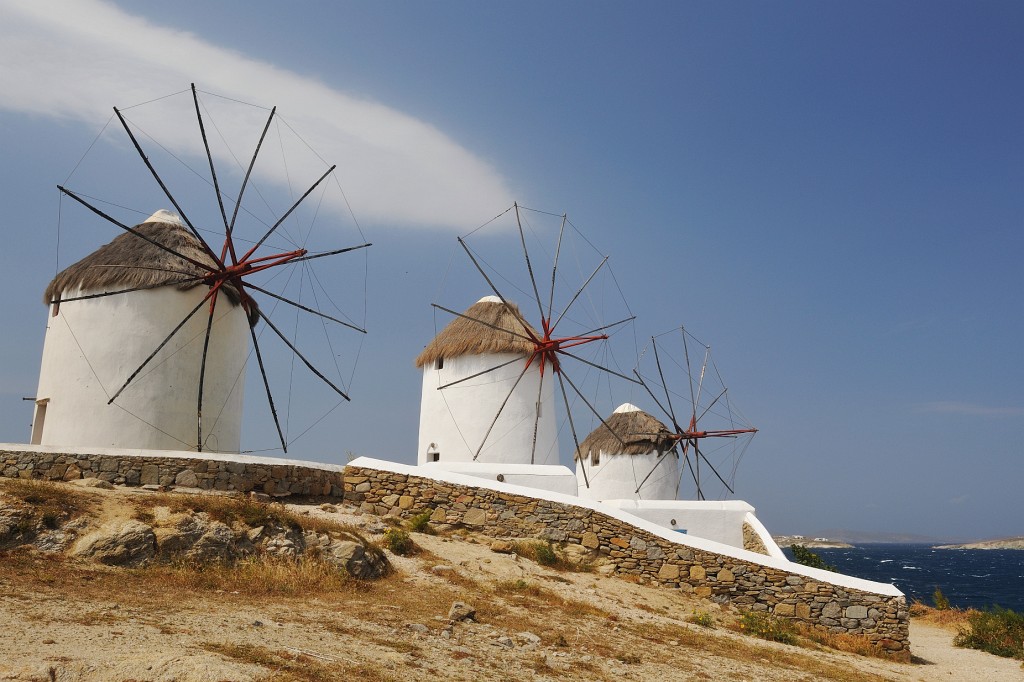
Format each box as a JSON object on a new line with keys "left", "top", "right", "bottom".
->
{"left": 575, "top": 404, "right": 676, "bottom": 463}
{"left": 415, "top": 296, "right": 540, "bottom": 368}
{"left": 44, "top": 211, "right": 240, "bottom": 307}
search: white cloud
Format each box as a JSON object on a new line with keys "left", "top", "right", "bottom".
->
{"left": 914, "top": 401, "right": 1024, "bottom": 418}
{"left": 0, "top": 0, "right": 513, "bottom": 229}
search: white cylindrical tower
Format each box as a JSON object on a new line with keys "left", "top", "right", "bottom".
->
{"left": 575, "top": 403, "right": 679, "bottom": 500}
{"left": 415, "top": 296, "right": 558, "bottom": 466}
{"left": 32, "top": 210, "right": 250, "bottom": 453}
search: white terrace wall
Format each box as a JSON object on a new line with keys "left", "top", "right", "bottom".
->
{"left": 0, "top": 445, "right": 344, "bottom": 497}
{"left": 344, "top": 457, "right": 910, "bottom": 660}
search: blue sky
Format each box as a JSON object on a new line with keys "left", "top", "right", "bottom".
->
{"left": 0, "top": 0, "right": 1021, "bottom": 540}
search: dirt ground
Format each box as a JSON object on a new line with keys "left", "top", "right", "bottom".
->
{"left": 1, "top": 484, "right": 1021, "bottom": 681}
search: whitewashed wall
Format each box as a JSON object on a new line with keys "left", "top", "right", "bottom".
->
{"left": 600, "top": 499, "right": 756, "bottom": 550}
{"left": 576, "top": 449, "right": 680, "bottom": 501}
{"left": 33, "top": 285, "right": 248, "bottom": 452}
{"left": 426, "top": 461, "right": 578, "bottom": 495}
{"left": 417, "top": 351, "right": 558, "bottom": 466}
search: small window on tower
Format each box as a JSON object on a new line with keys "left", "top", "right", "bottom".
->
{"left": 426, "top": 443, "right": 440, "bottom": 462}
{"left": 436, "top": 357, "right": 444, "bottom": 370}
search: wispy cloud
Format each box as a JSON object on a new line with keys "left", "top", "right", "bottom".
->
{"left": 0, "top": 0, "right": 513, "bottom": 229}
{"left": 914, "top": 401, "right": 1024, "bottom": 417}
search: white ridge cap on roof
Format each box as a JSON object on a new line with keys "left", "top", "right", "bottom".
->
{"left": 477, "top": 295, "right": 502, "bottom": 304}
{"left": 614, "top": 403, "right": 642, "bottom": 414}
{"left": 145, "top": 209, "right": 183, "bottom": 225}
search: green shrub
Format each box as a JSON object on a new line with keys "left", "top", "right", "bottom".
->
{"left": 789, "top": 544, "right": 836, "bottom": 572}
{"left": 932, "top": 587, "right": 951, "bottom": 611}
{"left": 382, "top": 528, "right": 416, "bottom": 556}
{"left": 510, "top": 540, "right": 563, "bottom": 568}
{"left": 407, "top": 510, "right": 434, "bottom": 534}
{"left": 687, "top": 610, "right": 715, "bottom": 628}
{"left": 534, "top": 542, "right": 559, "bottom": 567}
{"left": 954, "top": 606, "right": 1024, "bottom": 659}
{"left": 739, "top": 611, "right": 798, "bottom": 645}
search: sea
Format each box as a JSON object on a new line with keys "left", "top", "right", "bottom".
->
{"left": 788, "top": 544, "right": 1024, "bottom": 612}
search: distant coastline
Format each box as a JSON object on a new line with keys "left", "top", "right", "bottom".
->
{"left": 773, "top": 535, "right": 853, "bottom": 549}
{"left": 933, "top": 537, "right": 1024, "bottom": 550}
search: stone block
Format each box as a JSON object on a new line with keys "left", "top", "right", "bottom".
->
{"left": 689, "top": 565, "right": 706, "bottom": 581}
{"left": 845, "top": 605, "right": 868, "bottom": 619}
{"left": 694, "top": 586, "right": 712, "bottom": 598}
{"left": 140, "top": 464, "right": 160, "bottom": 486}
{"left": 795, "top": 603, "right": 811, "bottom": 619}
{"left": 463, "top": 508, "right": 486, "bottom": 526}
{"left": 398, "top": 495, "right": 414, "bottom": 510}
{"left": 581, "top": 531, "right": 599, "bottom": 549}
{"left": 431, "top": 507, "right": 447, "bottom": 523}
{"left": 657, "top": 563, "right": 680, "bottom": 581}
{"left": 774, "top": 603, "right": 795, "bottom": 617}
{"left": 717, "top": 568, "right": 734, "bottom": 582}
{"left": 175, "top": 469, "right": 199, "bottom": 487}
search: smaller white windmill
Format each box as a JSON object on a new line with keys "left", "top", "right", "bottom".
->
{"left": 574, "top": 403, "right": 679, "bottom": 501}
{"left": 415, "top": 295, "right": 559, "bottom": 467}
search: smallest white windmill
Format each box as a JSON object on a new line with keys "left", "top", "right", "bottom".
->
{"left": 574, "top": 403, "right": 679, "bottom": 500}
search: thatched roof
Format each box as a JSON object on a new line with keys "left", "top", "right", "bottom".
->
{"left": 43, "top": 211, "right": 241, "bottom": 307}
{"left": 575, "top": 404, "right": 676, "bottom": 463}
{"left": 415, "top": 297, "right": 540, "bottom": 368}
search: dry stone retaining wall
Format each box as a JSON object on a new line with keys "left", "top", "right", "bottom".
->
{"left": 0, "top": 448, "right": 343, "bottom": 498}
{"left": 345, "top": 464, "right": 910, "bottom": 659}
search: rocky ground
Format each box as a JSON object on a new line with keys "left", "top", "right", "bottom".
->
{"left": 1, "top": 478, "right": 1021, "bottom": 681}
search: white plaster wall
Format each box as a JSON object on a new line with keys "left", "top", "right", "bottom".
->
{"left": 426, "top": 461, "right": 578, "bottom": 496}
{"left": 600, "top": 499, "right": 754, "bottom": 549}
{"left": 417, "top": 352, "right": 558, "bottom": 466}
{"left": 576, "top": 449, "right": 680, "bottom": 501}
{"left": 33, "top": 285, "right": 249, "bottom": 452}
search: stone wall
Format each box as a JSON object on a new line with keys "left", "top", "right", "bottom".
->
{"left": 344, "top": 464, "right": 910, "bottom": 659}
{"left": 742, "top": 521, "right": 769, "bottom": 554}
{"left": 0, "top": 448, "right": 344, "bottom": 498}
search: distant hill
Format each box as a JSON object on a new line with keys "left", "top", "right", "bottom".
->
{"left": 933, "top": 537, "right": 1024, "bottom": 550}
{"left": 804, "top": 529, "right": 954, "bottom": 545}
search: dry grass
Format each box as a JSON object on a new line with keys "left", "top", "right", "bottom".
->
{"left": 203, "top": 643, "right": 399, "bottom": 682}
{"left": 134, "top": 493, "right": 362, "bottom": 537}
{"left": 141, "top": 554, "right": 368, "bottom": 596}
{"left": 0, "top": 478, "right": 95, "bottom": 532}
{"left": 631, "top": 619, "right": 892, "bottom": 682}
{"left": 798, "top": 625, "right": 893, "bottom": 659}
{"left": 909, "top": 600, "right": 977, "bottom": 629}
